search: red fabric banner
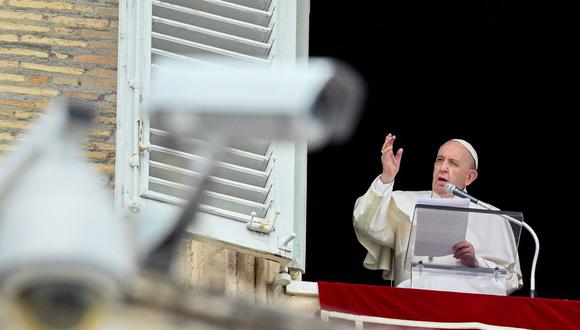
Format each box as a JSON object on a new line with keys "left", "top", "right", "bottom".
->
{"left": 318, "top": 281, "right": 580, "bottom": 330}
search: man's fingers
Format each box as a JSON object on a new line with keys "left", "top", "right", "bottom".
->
{"left": 381, "top": 134, "right": 396, "bottom": 153}
{"left": 452, "top": 241, "right": 477, "bottom": 267}
{"left": 453, "top": 246, "right": 475, "bottom": 259}
{"left": 460, "top": 256, "right": 478, "bottom": 268}
{"left": 381, "top": 139, "right": 388, "bottom": 152}
{"left": 381, "top": 146, "right": 393, "bottom": 154}
{"left": 453, "top": 248, "right": 466, "bottom": 259}
{"left": 452, "top": 240, "right": 470, "bottom": 250}
{"left": 395, "top": 148, "right": 404, "bottom": 162}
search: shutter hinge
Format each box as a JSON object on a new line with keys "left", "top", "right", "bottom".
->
{"left": 246, "top": 211, "right": 279, "bottom": 234}
{"left": 129, "top": 154, "right": 139, "bottom": 168}
{"left": 137, "top": 119, "right": 150, "bottom": 152}
{"left": 128, "top": 118, "right": 144, "bottom": 214}
{"left": 127, "top": 200, "right": 140, "bottom": 213}
{"left": 128, "top": 78, "right": 141, "bottom": 90}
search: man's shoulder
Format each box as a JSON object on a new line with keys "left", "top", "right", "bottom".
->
{"left": 392, "top": 190, "right": 432, "bottom": 199}
{"left": 391, "top": 190, "right": 432, "bottom": 215}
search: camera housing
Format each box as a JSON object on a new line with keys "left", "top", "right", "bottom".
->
{"left": 0, "top": 103, "right": 134, "bottom": 329}
{"left": 147, "top": 58, "right": 365, "bottom": 149}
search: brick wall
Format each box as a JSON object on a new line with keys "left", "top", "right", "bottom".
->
{"left": 0, "top": 0, "right": 118, "bottom": 181}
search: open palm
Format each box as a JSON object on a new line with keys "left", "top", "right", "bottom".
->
{"left": 380, "top": 133, "right": 403, "bottom": 183}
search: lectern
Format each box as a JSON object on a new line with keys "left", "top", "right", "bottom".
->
{"left": 403, "top": 200, "right": 523, "bottom": 295}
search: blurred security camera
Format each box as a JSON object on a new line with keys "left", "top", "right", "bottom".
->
{"left": 139, "top": 58, "right": 366, "bottom": 274}
{"left": 0, "top": 101, "right": 135, "bottom": 329}
{"left": 147, "top": 58, "right": 365, "bottom": 149}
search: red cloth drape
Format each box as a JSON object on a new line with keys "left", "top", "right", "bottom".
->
{"left": 318, "top": 281, "right": 580, "bottom": 330}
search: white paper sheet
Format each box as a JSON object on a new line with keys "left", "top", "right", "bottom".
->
{"left": 413, "top": 198, "right": 470, "bottom": 257}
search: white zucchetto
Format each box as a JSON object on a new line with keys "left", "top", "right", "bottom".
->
{"left": 451, "top": 139, "right": 478, "bottom": 169}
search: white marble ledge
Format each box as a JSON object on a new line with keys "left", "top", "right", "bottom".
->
{"left": 285, "top": 281, "right": 319, "bottom": 297}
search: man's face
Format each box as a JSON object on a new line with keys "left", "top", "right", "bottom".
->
{"left": 432, "top": 141, "right": 477, "bottom": 197}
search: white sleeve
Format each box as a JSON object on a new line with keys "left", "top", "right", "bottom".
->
{"left": 372, "top": 175, "right": 394, "bottom": 195}
{"left": 353, "top": 178, "right": 398, "bottom": 276}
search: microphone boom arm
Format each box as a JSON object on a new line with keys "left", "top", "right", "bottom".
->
{"left": 477, "top": 200, "right": 539, "bottom": 298}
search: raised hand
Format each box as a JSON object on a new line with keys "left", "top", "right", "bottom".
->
{"left": 380, "top": 133, "right": 403, "bottom": 184}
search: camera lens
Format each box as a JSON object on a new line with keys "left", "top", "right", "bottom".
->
{"left": 16, "top": 281, "right": 100, "bottom": 330}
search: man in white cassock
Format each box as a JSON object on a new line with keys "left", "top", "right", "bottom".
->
{"left": 353, "top": 134, "right": 523, "bottom": 295}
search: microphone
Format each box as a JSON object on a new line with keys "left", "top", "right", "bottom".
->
{"left": 443, "top": 183, "right": 479, "bottom": 203}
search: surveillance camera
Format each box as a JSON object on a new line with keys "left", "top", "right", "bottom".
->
{"left": 0, "top": 102, "right": 136, "bottom": 329}
{"left": 146, "top": 57, "right": 365, "bottom": 149}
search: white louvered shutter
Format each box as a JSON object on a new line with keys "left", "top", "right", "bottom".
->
{"left": 116, "top": 0, "right": 309, "bottom": 267}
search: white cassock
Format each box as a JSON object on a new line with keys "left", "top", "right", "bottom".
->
{"left": 353, "top": 177, "right": 523, "bottom": 295}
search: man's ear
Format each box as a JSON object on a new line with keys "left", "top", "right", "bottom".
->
{"left": 465, "top": 169, "right": 478, "bottom": 187}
